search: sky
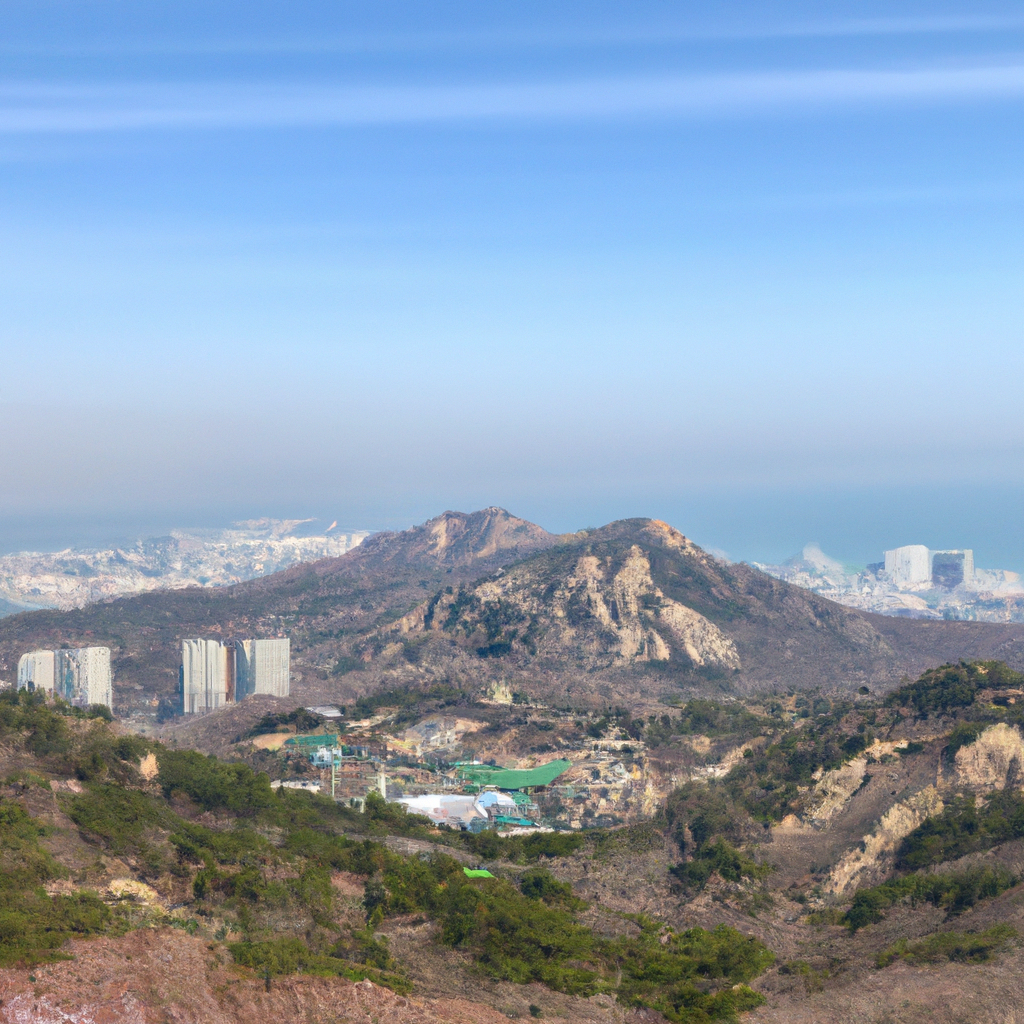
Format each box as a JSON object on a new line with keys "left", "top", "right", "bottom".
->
{"left": 1, "top": 1, "right": 1023, "bottom": 567}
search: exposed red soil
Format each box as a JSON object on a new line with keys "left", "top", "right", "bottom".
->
{"left": 0, "top": 929, "right": 510, "bottom": 1024}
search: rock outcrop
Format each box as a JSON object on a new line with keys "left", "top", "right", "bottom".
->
{"left": 952, "top": 723, "right": 1024, "bottom": 791}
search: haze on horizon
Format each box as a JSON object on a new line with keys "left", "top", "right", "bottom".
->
{"left": 2, "top": 1, "right": 1022, "bottom": 570}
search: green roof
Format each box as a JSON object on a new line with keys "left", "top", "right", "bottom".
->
{"left": 463, "top": 868, "right": 494, "bottom": 878}
{"left": 456, "top": 759, "right": 571, "bottom": 789}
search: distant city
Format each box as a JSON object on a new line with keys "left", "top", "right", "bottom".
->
{"left": 0, "top": 519, "right": 368, "bottom": 617}
{"left": 755, "top": 543, "right": 1024, "bottom": 621}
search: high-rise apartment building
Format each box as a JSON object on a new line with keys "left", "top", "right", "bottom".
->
{"left": 883, "top": 545, "right": 931, "bottom": 586}
{"left": 18, "top": 646, "right": 111, "bottom": 709}
{"left": 17, "top": 650, "right": 55, "bottom": 693}
{"left": 234, "top": 638, "right": 290, "bottom": 698}
{"left": 181, "top": 637, "right": 289, "bottom": 713}
{"left": 180, "top": 638, "right": 233, "bottom": 714}
{"left": 930, "top": 549, "right": 975, "bottom": 589}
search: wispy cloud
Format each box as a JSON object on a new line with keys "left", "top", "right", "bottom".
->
{"left": 2, "top": 16, "right": 1023, "bottom": 57}
{"left": 2, "top": 61, "right": 1024, "bottom": 134}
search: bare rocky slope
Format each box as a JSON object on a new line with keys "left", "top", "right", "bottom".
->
{"left": 2, "top": 510, "right": 1024, "bottom": 721}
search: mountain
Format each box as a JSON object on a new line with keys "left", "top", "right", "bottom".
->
{"left": 3, "top": 510, "right": 1024, "bottom": 722}
{"left": 384, "top": 518, "right": 1024, "bottom": 697}
{"left": 331, "top": 505, "right": 557, "bottom": 573}
{"left": 7, "top": 654, "right": 1024, "bottom": 1023}
{"left": 0, "top": 508, "right": 559, "bottom": 719}
{"left": 0, "top": 518, "right": 369, "bottom": 615}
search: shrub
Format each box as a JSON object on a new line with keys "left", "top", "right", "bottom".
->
{"left": 670, "top": 839, "right": 769, "bottom": 892}
{"left": 228, "top": 937, "right": 411, "bottom": 994}
{"left": 845, "top": 866, "right": 1017, "bottom": 931}
{"left": 156, "top": 750, "right": 274, "bottom": 816}
{"left": 946, "top": 722, "right": 986, "bottom": 758}
{"left": 876, "top": 925, "right": 1017, "bottom": 968}
{"left": 897, "top": 791, "right": 1024, "bottom": 870}
{"left": 67, "top": 785, "right": 166, "bottom": 858}
{"left": 0, "top": 797, "right": 110, "bottom": 966}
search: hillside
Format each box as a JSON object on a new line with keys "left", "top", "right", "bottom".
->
{"left": 0, "top": 508, "right": 558, "bottom": 719}
{"left": 8, "top": 665, "right": 1024, "bottom": 1022}
{"left": 3, "top": 510, "right": 1024, "bottom": 723}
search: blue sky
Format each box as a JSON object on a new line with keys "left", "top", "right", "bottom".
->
{"left": 1, "top": 1, "right": 1022, "bottom": 567}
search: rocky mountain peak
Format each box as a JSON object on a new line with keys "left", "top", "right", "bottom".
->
{"left": 329, "top": 507, "right": 558, "bottom": 575}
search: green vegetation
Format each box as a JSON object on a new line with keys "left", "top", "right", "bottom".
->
{"left": 430, "top": 867, "right": 772, "bottom": 1021}
{"left": 946, "top": 721, "right": 986, "bottom": 757}
{"left": 244, "top": 707, "right": 326, "bottom": 738}
{"left": 228, "top": 936, "right": 412, "bottom": 993}
{"left": 724, "top": 713, "right": 863, "bottom": 823}
{"left": 671, "top": 839, "right": 770, "bottom": 892}
{"left": 456, "top": 828, "right": 584, "bottom": 863}
{"left": 897, "top": 791, "right": 1024, "bottom": 870}
{"left": 157, "top": 749, "right": 277, "bottom": 816}
{"left": 646, "top": 700, "right": 770, "bottom": 749}
{"left": 0, "top": 798, "right": 111, "bottom": 967}
{"left": 649, "top": 662, "right": 1024, "bottom": 832}
{"left": 844, "top": 866, "right": 1018, "bottom": 931}
{"left": 664, "top": 784, "right": 769, "bottom": 892}
{"left": 885, "top": 661, "right": 1024, "bottom": 717}
{"left": 348, "top": 683, "right": 465, "bottom": 726}
{"left": 68, "top": 784, "right": 169, "bottom": 872}
{"left": 0, "top": 691, "right": 777, "bottom": 1019}
{"left": 875, "top": 925, "right": 1018, "bottom": 968}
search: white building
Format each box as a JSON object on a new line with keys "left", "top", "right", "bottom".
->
{"left": 884, "top": 545, "right": 932, "bottom": 586}
{"left": 182, "top": 636, "right": 289, "bottom": 712}
{"left": 394, "top": 794, "right": 488, "bottom": 827}
{"left": 883, "top": 545, "right": 975, "bottom": 589}
{"left": 234, "top": 638, "right": 290, "bottom": 698}
{"left": 17, "top": 650, "right": 55, "bottom": 693}
{"left": 181, "top": 639, "right": 232, "bottom": 714}
{"left": 54, "top": 647, "right": 112, "bottom": 709}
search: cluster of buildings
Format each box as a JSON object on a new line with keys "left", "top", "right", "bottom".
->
{"left": 17, "top": 647, "right": 113, "bottom": 710}
{"left": 12, "top": 635, "right": 290, "bottom": 717}
{"left": 391, "top": 759, "right": 571, "bottom": 830}
{"left": 877, "top": 545, "right": 975, "bottom": 589}
{"left": 180, "top": 637, "right": 290, "bottom": 713}
{"left": 755, "top": 541, "right": 1022, "bottom": 622}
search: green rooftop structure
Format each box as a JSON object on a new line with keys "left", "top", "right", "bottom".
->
{"left": 456, "top": 758, "right": 571, "bottom": 791}
{"left": 463, "top": 868, "right": 494, "bottom": 878}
